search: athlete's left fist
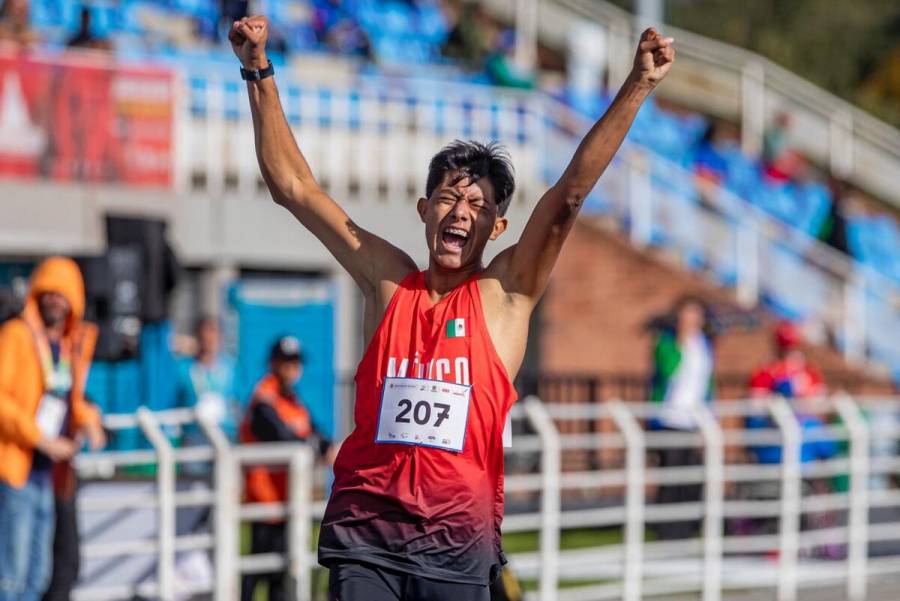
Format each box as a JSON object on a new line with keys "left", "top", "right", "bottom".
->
{"left": 631, "top": 27, "right": 675, "bottom": 88}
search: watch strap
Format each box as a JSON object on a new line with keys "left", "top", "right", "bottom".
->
{"left": 240, "top": 61, "right": 275, "bottom": 82}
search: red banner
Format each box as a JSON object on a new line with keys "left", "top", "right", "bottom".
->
{"left": 0, "top": 51, "right": 174, "bottom": 187}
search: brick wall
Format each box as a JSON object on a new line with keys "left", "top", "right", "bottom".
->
{"left": 539, "top": 219, "right": 895, "bottom": 397}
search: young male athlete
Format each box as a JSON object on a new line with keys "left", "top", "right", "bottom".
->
{"left": 230, "top": 15, "right": 674, "bottom": 601}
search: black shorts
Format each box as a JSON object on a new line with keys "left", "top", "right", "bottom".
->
{"left": 328, "top": 561, "right": 490, "bottom": 601}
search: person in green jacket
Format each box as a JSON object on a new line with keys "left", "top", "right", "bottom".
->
{"left": 648, "top": 295, "right": 715, "bottom": 540}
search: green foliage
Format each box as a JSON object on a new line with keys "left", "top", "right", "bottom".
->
{"left": 608, "top": 0, "right": 900, "bottom": 126}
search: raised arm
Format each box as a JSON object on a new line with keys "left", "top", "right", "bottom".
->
{"left": 229, "top": 16, "right": 415, "bottom": 293}
{"left": 489, "top": 28, "right": 674, "bottom": 301}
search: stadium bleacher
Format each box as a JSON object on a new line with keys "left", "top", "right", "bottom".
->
{"left": 10, "top": 1, "right": 900, "bottom": 369}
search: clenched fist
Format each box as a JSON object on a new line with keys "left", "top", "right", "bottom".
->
{"left": 631, "top": 27, "right": 675, "bottom": 88}
{"left": 229, "top": 15, "right": 270, "bottom": 70}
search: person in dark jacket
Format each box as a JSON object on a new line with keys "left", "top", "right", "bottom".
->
{"left": 239, "top": 336, "right": 332, "bottom": 601}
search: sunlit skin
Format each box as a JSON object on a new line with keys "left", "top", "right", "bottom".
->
{"left": 417, "top": 173, "right": 508, "bottom": 280}
{"left": 196, "top": 319, "right": 221, "bottom": 365}
{"left": 272, "top": 359, "right": 302, "bottom": 389}
{"left": 230, "top": 14, "right": 674, "bottom": 384}
{"left": 676, "top": 302, "right": 705, "bottom": 342}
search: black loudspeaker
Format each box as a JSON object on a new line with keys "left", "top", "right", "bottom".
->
{"left": 105, "top": 216, "right": 180, "bottom": 323}
{"left": 0, "top": 285, "right": 20, "bottom": 325}
{"left": 77, "top": 246, "right": 143, "bottom": 361}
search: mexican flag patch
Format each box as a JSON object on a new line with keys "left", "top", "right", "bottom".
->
{"left": 446, "top": 317, "right": 466, "bottom": 338}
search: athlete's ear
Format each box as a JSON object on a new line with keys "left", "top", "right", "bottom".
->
{"left": 489, "top": 216, "right": 508, "bottom": 241}
{"left": 416, "top": 197, "right": 428, "bottom": 223}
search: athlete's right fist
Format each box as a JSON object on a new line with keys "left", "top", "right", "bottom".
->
{"left": 229, "top": 15, "right": 269, "bottom": 70}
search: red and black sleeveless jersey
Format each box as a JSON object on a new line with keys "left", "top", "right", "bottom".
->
{"left": 318, "top": 271, "right": 517, "bottom": 584}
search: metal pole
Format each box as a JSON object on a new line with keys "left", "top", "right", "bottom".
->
{"left": 736, "top": 217, "right": 760, "bottom": 308}
{"left": 834, "top": 395, "right": 870, "bottom": 601}
{"left": 609, "top": 399, "right": 645, "bottom": 601}
{"left": 199, "top": 415, "right": 239, "bottom": 601}
{"left": 628, "top": 151, "right": 652, "bottom": 247}
{"left": 769, "top": 397, "right": 801, "bottom": 601}
{"left": 694, "top": 406, "right": 724, "bottom": 601}
{"left": 741, "top": 62, "right": 766, "bottom": 158}
{"left": 137, "top": 408, "right": 176, "bottom": 601}
{"left": 523, "top": 396, "right": 561, "bottom": 601}
{"left": 842, "top": 273, "right": 867, "bottom": 364}
{"left": 288, "top": 447, "right": 314, "bottom": 601}
{"left": 205, "top": 75, "right": 225, "bottom": 197}
{"left": 829, "top": 109, "right": 854, "bottom": 179}
{"left": 514, "top": 0, "right": 538, "bottom": 73}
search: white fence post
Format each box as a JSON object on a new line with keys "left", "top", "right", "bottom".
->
{"left": 829, "top": 109, "right": 854, "bottom": 179}
{"left": 842, "top": 273, "right": 867, "bottom": 364}
{"left": 834, "top": 395, "right": 870, "bottom": 601}
{"left": 523, "top": 396, "right": 561, "bottom": 601}
{"left": 694, "top": 406, "right": 724, "bottom": 601}
{"left": 199, "top": 415, "right": 239, "bottom": 601}
{"left": 288, "top": 447, "right": 315, "bottom": 601}
{"left": 741, "top": 61, "right": 766, "bottom": 158}
{"left": 769, "top": 397, "right": 801, "bottom": 601}
{"left": 627, "top": 152, "right": 653, "bottom": 247}
{"left": 137, "top": 408, "right": 176, "bottom": 601}
{"left": 608, "top": 399, "right": 645, "bottom": 601}
{"left": 736, "top": 216, "right": 760, "bottom": 308}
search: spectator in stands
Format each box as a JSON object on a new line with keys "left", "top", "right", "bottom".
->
{"left": 442, "top": 0, "right": 492, "bottom": 70}
{"left": 749, "top": 322, "right": 824, "bottom": 402}
{"left": 692, "top": 120, "right": 737, "bottom": 187}
{"left": 648, "top": 295, "right": 715, "bottom": 540}
{"left": 174, "top": 316, "right": 238, "bottom": 447}
{"left": 66, "top": 6, "right": 111, "bottom": 51}
{"left": 485, "top": 29, "right": 535, "bottom": 90}
{"left": 42, "top": 397, "right": 106, "bottom": 601}
{"left": 762, "top": 111, "right": 806, "bottom": 184}
{"left": 312, "top": 0, "right": 372, "bottom": 59}
{"left": 819, "top": 176, "right": 851, "bottom": 255}
{"left": 743, "top": 322, "right": 840, "bottom": 555}
{"left": 0, "top": 257, "right": 103, "bottom": 601}
{"left": 0, "top": 0, "right": 38, "bottom": 48}
{"left": 239, "top": 336, "right": 334, "bottom": 601}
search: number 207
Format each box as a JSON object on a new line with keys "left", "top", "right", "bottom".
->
{"left": 395, "top": 399, "right": 450, "bottom": 427}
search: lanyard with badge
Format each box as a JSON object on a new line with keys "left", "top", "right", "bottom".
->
{"left": 29, "top": 323, "right": 73, "bottom": 440}
{"left": 190, "top": 360, "right": 228, "bottom": 424}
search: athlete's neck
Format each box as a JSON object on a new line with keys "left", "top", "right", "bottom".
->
{"left": 424, "top": 261, "right": 482, "bottom": 303}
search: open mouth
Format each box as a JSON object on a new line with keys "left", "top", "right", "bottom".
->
{"left": 440, "top": 227, "right": 469, "bottom": 252}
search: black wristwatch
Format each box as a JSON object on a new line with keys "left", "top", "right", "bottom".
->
{"left": 240, "top": 61, "right": 275, "bottom": 82}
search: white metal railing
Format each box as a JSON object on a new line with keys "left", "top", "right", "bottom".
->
{"left": 72, "top": 408, "right": 315, "bottom": 601}
{"left": 175, "top": 68, "right": 899, "bottom": 374}
{"left": 179, "top": 73, "right": 546, "bottom": 211}
{"left": 538, "top": 93, "right": 899, "bottom": 372}
{"left": 538, "top": 0, "right": 900, "bottom": 209}
{"left": 73, "top": 395, "right": 900, "bottom": 600}
{"left": 502, "top": 395, "right": 900, "bottom": 601}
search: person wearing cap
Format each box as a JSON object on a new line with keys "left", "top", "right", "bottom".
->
{"left": 239, "top": 335, "right": 333, "bottom": 601}
{"left": 740, "top": 324, "right": 839, "bottom": 552}
{"left": 749, "top": 321, "right": 825, "bottom": 402}
{"left": 0, "top": 257, "right": 104, "bottom": 601}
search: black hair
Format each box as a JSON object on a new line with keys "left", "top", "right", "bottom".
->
{"left": 425, "top": 140, "right": 516, "bottom": 217}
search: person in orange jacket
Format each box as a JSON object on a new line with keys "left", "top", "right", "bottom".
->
{"left": 0, "top": 257, "right": 104, "bottom": 601}
{"left": 239, "top": 335, "right": 333, "bottom": 601}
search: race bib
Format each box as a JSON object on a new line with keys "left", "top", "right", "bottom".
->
{"left": 376, "top": 377, "right": 472, "bottom": 452}
{"left": 36, "top": 394, "right": 67, "bottom": 439}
